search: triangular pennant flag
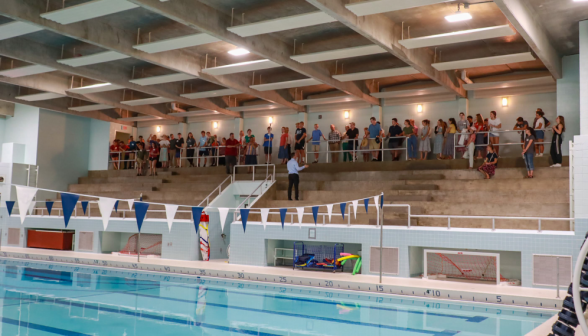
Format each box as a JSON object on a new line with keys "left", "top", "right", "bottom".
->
{"left": 134, "top": 202, "right": 149, "bottom": 232}
{"left": 28, "top": 200, "right": 36, "bottom": 216}
{"left": 364, "top": 198, "right": 369, "bottom": 213}
{"left": 352, "top": 200, "right": 358, "bottom": 219}
{"left": 97, "top": 197, "right": 117, "bottom": 230}
{"left": 15, "top": 186, "right": 37, "bottom": 224}
{"left": 380, "top": 194, "right": 384, "bottom": 209}
{"left": 5, "top": 201, "right": 15, "bottom": 216}
{"left": 312, "top": 206, "right": 319, "bottom": 225}
{"left": 60, "top": 193, "right": 79, "bottom": 228}
{"left": 218, "top": 208, "right": 229, "bottom": 233}
{"left": 114, "top": 200, "right": 119, "bottom": 213}
{"left": 81, "top": 201, "right": 88, "bottom": 215}
{"left": 164, "top": 204, "right": 179, "bottom": 233}
{"left": 373, "top": 195, "right": 380, "bottom": 214}
{"left": 279, "top": 208, "right": 287, "bottom": 229}
{"left": 326, "top": 204, "right": 333, "bottom": 223}
{"left": 240, "top": 209, "right": 250, "bottom": 232}
{"left": 340, "top": 202, "right": 347, "bottom": 220}
{"left": 260, "top": 208, "right": 270, "bottom": 230}
{"left": 296, "top": 207, "right": 304, "bottom": 227}
{"left": 46, "top": 201, "right": 54, "bottom": 216}
{"left": 191, "top": 207, "right": 204, "bottom": 234}
{"left": 127, "top": 199, "right": 135, "bottom": 211}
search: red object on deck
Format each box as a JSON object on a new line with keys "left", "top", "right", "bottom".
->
{"left": 27, "top": 230, "right": 74, "bottom": 250}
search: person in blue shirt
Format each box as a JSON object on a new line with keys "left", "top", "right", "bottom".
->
{"left": 263, "top": 127, "right": 274, "bottom": 164}
{"left": 311, "top": 124, "right": 327, "bottom": 164}
{"left": 368, "top": 117, "right": 383, "bottom": 161}
{"left": 127, "top": 136, "right": 137, "bottom": 169}
{"left": 287, "top": 152, "right": 309, "bottom": 201}
{"left": 197, "top": 131, "right": 208, "bottom": 167}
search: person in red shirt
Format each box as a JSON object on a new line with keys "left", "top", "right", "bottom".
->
{"left": 225, "top": 132, "right": 240, "bottom": 174}
{"left": 110, "top": 140, "right": 121, "bottom": 170}
{"left": 148, "top": 142, "right": 160, "bottom": 176}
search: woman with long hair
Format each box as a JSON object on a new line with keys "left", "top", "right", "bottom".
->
{"left": 550, "top": 116, "right": 566, "bottom": 167}
{"left": 186, "top": 132, "right": 196, "bottom": 167}
{"left": 278, "top": 127, "right": 289, "bottom": 164}
{"left": 474, "top": 114, "right": 486, "bottom": 159}
{"left": 360, "top": 127, "right": 370, "bottom": 162}
{"left": 419, "top": 119, "right": 432, "bottom": 160}
{"left": 159, "top": 135, "right": 169, "bottom": 169}
{"left": 478, "top": 144, "right": 498, "bottom": 179}
{"left": 522, "top": 128, "right": 537, "bottom": 178}
{"left": 402, "top": 119, "right": 417, "bottom": 160}
{"left": 442, "top": 118, "right": 457, "bottom": 159}
{"left": 433, "top": 119, "right": 445, "bottom": 160}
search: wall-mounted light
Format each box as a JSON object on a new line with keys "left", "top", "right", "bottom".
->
{"left": 501, "top": 97, "right": 508, "bottom": 107}
{"left": 156, "top": 126, "right": 161, "bottom": 132}
{"left": 268, "top": 117, "right": 273, "bottom": 125}
{"left": 213, "top": 121, "right": 219, "bottom": 129}
{"left": 417, "top": 104, "right": 423, "bottom": 113}
{"left": 344, "top": 110, "right": 350, "bottom": 119}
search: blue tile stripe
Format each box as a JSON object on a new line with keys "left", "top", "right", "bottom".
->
{"left": 1, "top": 317, "right": 92, "bottom": 336}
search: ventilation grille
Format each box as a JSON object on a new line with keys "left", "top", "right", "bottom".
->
{"left": 370, "top": 247, "right": 399, "bottom": 275}
{"left": 78, "top": 232, "right": 94, "bottom": 251}
{"left": 7, "top": 228, "right": 20, "bottom": 245}
{"left": 533, "top": 255, "right": 572, "bottom": 286}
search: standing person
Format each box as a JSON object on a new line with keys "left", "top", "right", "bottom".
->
{"left": 418, "top": 119, "right": 432, "bottom": 160}
{"left": 210, "top": 135, "right": 219, "bottom": 167}
{"left": 245, "top": 135, "right": 259, "bottom": 173}
{"left": 168, "top": 134, "right": 177, "bottom": 168}
{"left": 263, "top": 127, "right": 274, "bottom": 164}
{"left": 287, "top": 152, "right": 309, "bottom": 201}
{"left": 368, "top": 117, "right": 383, "bottom": 161}
{"left": 159, "top": 135, "right": 170, "bottom": 169}
{"left": 360, "top": 127, "right": 370, "bottom": 162}
{"left": 402, "top": 119, "right": 417, "bottom": 160}
{"left": 478, "top": 144, "right": 498, "bottom": 179}
{"left": 433, "top": 119, "right": 445, "bottom": 160}
{"left": 148, "top": 140, "right": 160, "bottom": 176}
{"left": 311, "top": 124, "right": 327, "bottom": 164}
{"left": 467, "top": 115, "right": 474, "bottom": 128}
{"left": 474, "top": 114, "right": 486, "bottom": 159}
{"left": 135, "top": 142, "right": 147, "bottom": 176}
{"left": 462, "top": 125, "right": 477, "bottom": 169}
{"left": 410, "top": 119, "right": 418, "bottom": 137}
{"left": 176, "top": 133, "right": 184, "bottom": 168}
{"left": 197, "top": 131, "right": 208, "bottom": 167}
{"left": 513, "top": 117, "right": 529, "bottom": 150}
{"left": 110, "top": 139, "right": 121, "bottom": 170}
{"left": 345, "top": 122, "right": 359, "bottom": 162}
{"left": 341, "top": 125, "right": 351, "bottom": 162}
{"left": 278, "top": 127, "right": 289, "bottom": 164}
{"left": 119, "top": 140, "right": 129, "bottom": 169}
{"left": 239, "top": 130, "right": 246, "bottom": 165}
{"left": 128, "top": 136, "right": 137, "bottom": 169}
{"left": 388, "top": 118, "right": 403, "bottom": 161}
{"left": 328, "top": 124, "right": 342, "bottom": 163}
{"left": 456, "top": 112, "right": 468, "bottom": 157}
{"left": 206, "top": 132, "right": 216, "bottom": 166}
{"left": 294, "top": 122, "right": 307, "bottom": 164}
{"left": 488, "top": 111, "right": 502, "bottom": 157}
{"left": 219, "top": 137, "right": 226, "bottom": 166}
{"left": 522, "top": 128, "right": 536, "bottom": 178}
{"left": 186, "top": 132, "right": 196, "bottom": 167}
{"left": 534, "top": 110, "right": 546, "bottom": 157}
{"left": 442, "top": 118, "right": 457, "bottom": 160}
{"left": 550, "top": 116, "right": 565, "bottom": 167}
{"left": 225, "top": 133, "right": 239, "bottom": 174}
{"left": 244, "top": 129, "right": 254, "bottom": 144}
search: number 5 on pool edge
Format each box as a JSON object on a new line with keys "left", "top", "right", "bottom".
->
{"left": 377, "top": 285, "right": 384, "bottom": 292}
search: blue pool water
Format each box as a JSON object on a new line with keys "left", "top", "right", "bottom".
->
{"left": 0, "top": 258, "right": 552, "bottom": 336}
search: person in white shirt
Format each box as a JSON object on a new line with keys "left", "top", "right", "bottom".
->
{"left": 287, "top": 152, "right": 309, "bottom": 201}
{"left": 534, "top": 110, "right": 546, "bottom": 157}
{"left": 488, "top": 111, "right": 502, "bottom": 157}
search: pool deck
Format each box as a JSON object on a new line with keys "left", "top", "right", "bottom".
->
{"left": 0, "top": 246, "right": 564, "bottom": 311}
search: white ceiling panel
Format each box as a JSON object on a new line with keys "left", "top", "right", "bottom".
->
{"left": 250, "top": 78, "right": 321, "bottom": 91}
{"left": 228, "top": 103, "right": 283, "bottom": 112}
{"left": 293, "top": 95, "right": 361, "bottom": 105}
{"left": 169, "top": 110, "right": 220, "bottom": 117}
{"left": 0, "top": 65, "right": 55, "bottom": 78}
{"left": 69, "top": 104, "right": 113, "bottom": 112}
{"left": 0, "top": 21, "right": 43, "bottom": 41}
{"left": 121, "top": 97, "right": 174, "bottom": 106}
{"left": 291, "top": 45, "right": 386, "bottom": 63}
{"left": 40, "top": 0, "right": 138, "bottom": 25}
{"left": 202, "top": 60, "right": 281, "bottom": 76}
{"left": 346, "top": 0, "right": 454, "bottom": 16}
{"left": 130, "top": 73, "right": 197, "bottom": 86}
{"left": 118, "top": 116, "right": 163, "bottom": 122}
{"left": 399, "top": 25, "right": 515, "bottom": 49}
{"left": 67, "top": 83, "right": 124, "bottom": 94}
{"left": 371, "top": 86, "right": 449, "bottom": 98}
{"left": 463, "top": 76, "right": 554, "bottom": 91}
{"left": 227, "top": 12, "right": 336, "bottom": 37}
{"left": 133, "top": 33, "right": 220, "bottom": 53}
{"left": 181, "top": 88, "right": 241, "bottom": 99}
{"left": 432, "top": 52, "right": 536, "bottom": 71}
{"left": 16, "top": 92, "right": 65, "bottom": 101}
{"left": 57, "top": 51, "right": 130, "bottom": 67}
{"left": 333, "top": 67, "right": 419, "bottom": 82}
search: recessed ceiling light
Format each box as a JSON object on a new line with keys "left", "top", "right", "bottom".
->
{"left": 228, "top": 48, "right": 250, "bottom": 56}
{"left": 574, "top": 0, "right": 588, "bottom": 2}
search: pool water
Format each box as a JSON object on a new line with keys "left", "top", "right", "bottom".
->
{"left": 0, "top": 258, "right": 552, "bottom": 336}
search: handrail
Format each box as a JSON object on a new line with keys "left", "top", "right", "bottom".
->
{"left": 232, "top": 164, "right": 275, "bottom": 183}
{"left": 570, "top": 140, "right": 574, "bottom": 220}
{"left": 233, "top": 175, "right": 273, "bottom": 219}
{"left": 572, "top": 238, "right": 588, "bottom": 336}
{"left": 197, "top": 175, "right": 233, "bottom": 207}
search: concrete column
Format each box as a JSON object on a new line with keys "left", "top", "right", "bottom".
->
{"left": 457, "top": 98, "right": 469, "bottom": 116}
{"left": 557, "top": 55, "right": 579, "bottom": 155}
{"left": 180, "top": 122, "right": 188, "bottom": 137}
{"left": 580, "top": 20, "right": 588, "bottom": 135}
{"left": 372, "top": 105, "right": 383, "bottom": 122}
{"left": 299, "top": 111, "right": 308, "bottom": 129}
{"left": 234, "top": 117, "right": 243, "bottom": 135}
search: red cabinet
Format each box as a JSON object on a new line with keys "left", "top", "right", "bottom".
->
{"left": 27, "top": 230, "right": 74, "bottom": 250}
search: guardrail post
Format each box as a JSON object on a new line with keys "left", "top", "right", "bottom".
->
{"left": 492, "top": 218, "right": 495, "bottom": 231}
{"left": 538, "top": 219, "right": 542, "bottom": 232}
{"left": 556, "top": 256, "right": 560, "bottom": 298}
{"left": 448, "top": 217, "right": 451, "bottom": 230}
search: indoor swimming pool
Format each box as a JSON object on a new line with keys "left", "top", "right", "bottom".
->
{"left": 0, "top": 258, "right": 553, "bottom": 336}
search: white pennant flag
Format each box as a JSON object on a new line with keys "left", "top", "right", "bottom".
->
{"left": 127, "top": 199, "right": 135, "bottom": 211}
{"left": 15, "top": 186, "right": 37, "bottom": 224}
{"left": 373, "top": 195, "right": 380, "bottom": 214}
{"left": 326, "top": 204, "right": 333, "bottom": 223}
{"left": 28, "top": 200, "right": 36, "bottom": 216}
{"left": 296, "top": 207, "right": 305, "bottom": 227}
{"left": 352, "top": 200, "right": 358, "bottom": 219}
{"left": 164, "top": 204, "right": 178, "bottom": 232}
{"left": 97, "top": 197, "right": 117, "bottom": 230}
{"left": 218, "top": 208, "right": 229, "bottom": 232}
{"left": 260, "top": 208, "right": 270, "bottom": 230}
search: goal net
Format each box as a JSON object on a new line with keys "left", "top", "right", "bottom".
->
{"left": 424, "top": 249, "right": 504, "bottom": 285}
{"left": 119, "top": 234, "right": 162, "bottom": 256}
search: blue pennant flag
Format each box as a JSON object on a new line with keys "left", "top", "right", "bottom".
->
{"left": 46, "top": 201, "right": 54, "bottom": 215}
{"left": 134, "top": 202, "right": 149, "bottom": 232}
{"left": 60, "top": 193, "right": 79, "bottom": 228}
{"left": 279, "top": 208, "right": 287, "bottom": 229}
{"left": 364, "top": 198, "right": 369, "bottom": 213}
{"left": 312, "top": 206, "right": 319, "bottom": 225}
{"left": 380, "top": 194, "right": 384, "bottom": 209}
{"left": 340, "top": 202, "right": 346, "bottom": 219}
{"left": 81, "top": 201, "right": 88, "bottom": 215}
{"left": 191, "top": 207, "right": 204, "bottom": 233}
{"left": 114, "top": 200, "right": 119, "bottom": 213}
{"left": 5, "top": 201, "right": 15, "bottom": 216}
{"left": 240, "top": 209, "right": 250, "bottom": 232}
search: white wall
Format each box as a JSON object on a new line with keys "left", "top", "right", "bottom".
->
{"left": 0, "top": 118, "right": 5, "bottom": 159}
{"left": 0, "top": 104, "right": 40, "bottom": 165}
{"left": 557, "top": 55, "right": 580, "bottom": 155}
{"left": 88, "top": 119, "right": 111, "bottom": 171}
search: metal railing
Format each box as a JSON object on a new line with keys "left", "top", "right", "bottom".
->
{"left": 197, "top": 175, "right": 233, "bottom": 207}
{"left": 305, "top": 136, "right": 408, "bottom": 163}
{"left": 232, "top": 164, "right": 275, "bottom": 182}
{"left": 452, "top": 128, "right": 554, "bottom": 158}
{"left": 233, "top": 175, "right": 274, "bottom": 220}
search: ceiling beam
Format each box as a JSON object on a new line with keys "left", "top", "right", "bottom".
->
{"left": 0, "top": 82, "right": 134, "bottom": 125}
{"left": 127, "top": 0, "right": 379, "bottom": 106}
{"left": 306, "top": 0, "right": 466, "bottom": 98}
{"left": 0, "top": 0, "right": 301, "bottom": 112}
{"left": 493, "top": 0, "right": 562, "bottom": 79}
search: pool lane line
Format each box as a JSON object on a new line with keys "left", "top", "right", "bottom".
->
{"left": 1, "top": 317, "right": 92, "bottom": 336}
